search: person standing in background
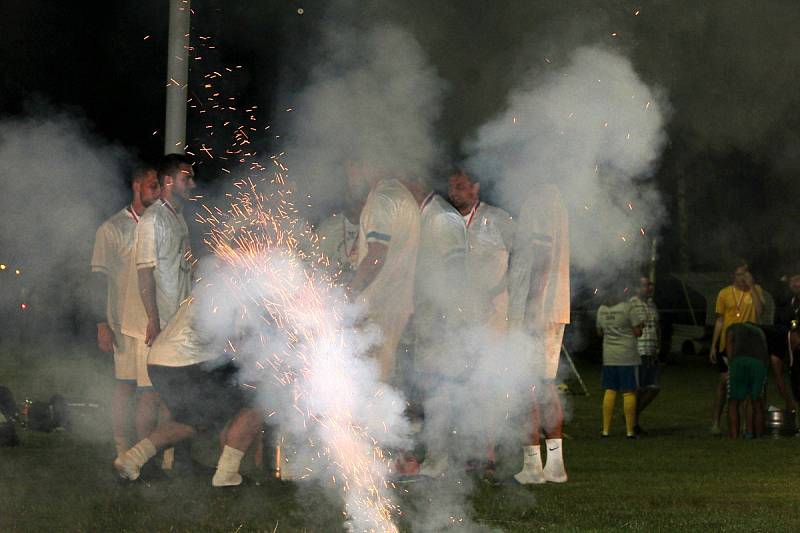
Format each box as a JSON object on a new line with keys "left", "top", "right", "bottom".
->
{"left": 708, "top": 259, "right": 764, "bottom": 434}
{"left": 630, "top": 275, "right": 661, "bottom": 436}
{"left": 91, "top": 166, "right": 161, "bottom": 460}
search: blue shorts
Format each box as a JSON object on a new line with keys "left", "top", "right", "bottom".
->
{"left": 602, "top": 365, "right": 640, "bottom": 391}
{"left": 638, "top": 356, "right": 660, "bottom": 389}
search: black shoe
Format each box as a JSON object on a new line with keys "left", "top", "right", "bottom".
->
{"left": 600, "top": 433, "right": 609, "bottom": 438}
{"left": 626, "top": 434, "right": 639, "bottom": 440}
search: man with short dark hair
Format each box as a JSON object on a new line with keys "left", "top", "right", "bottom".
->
{"left": 125, "top": 153, "right": 196, "bottom": 347}
{"left": 448, "top": 170, "right": 514, "bottom": 478}
{"left": 709, "top": 259, "right": 764, "bottom": 434}
{"left": 91, "top": 166, "right": 161, "bottom": 459}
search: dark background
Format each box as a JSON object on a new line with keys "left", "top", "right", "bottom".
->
{"left": 2, "top": 1, "right": 798, "bottom": 339}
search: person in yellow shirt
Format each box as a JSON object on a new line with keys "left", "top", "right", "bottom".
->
{"left": 708, "top": 259, "right": 764, "bottom": 434}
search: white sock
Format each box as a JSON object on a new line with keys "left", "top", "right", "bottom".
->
{"left": 128, "top": 438, "right": 157, "bottom": 467}
{"left": 212, "top": 445, "right": 245, "bottom": 487}
{"left": 543, "top": 438, "right": 567, "bottom": 483}
{"left": 514, "top": 445, "right": 545, "bottom": 485}
{"left": 114, "top": 438, "right": 156, "bottom": 481}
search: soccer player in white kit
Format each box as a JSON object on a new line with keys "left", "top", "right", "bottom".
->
{"left": 447, "top": 170, "right": 514, "bottom": 476}
{"left": 124, "top": 154, "right": 196, "bottom": 347}
{"left": 347, "top": 162, "right": 423, "bottom": 384}
{"left": 91, "top": 166, "right": 161, "bottom": 459}
{"left": 413, "top": 185, "right": 467, "bottom": 477}
{"left": 507, "top": 183, "right": 570, "bottom": 484}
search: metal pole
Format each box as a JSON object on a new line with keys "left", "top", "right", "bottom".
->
{"left": 164, "top": 0, "right": 191, "bottom": 154}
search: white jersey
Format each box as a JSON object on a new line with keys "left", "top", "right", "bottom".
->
{"left": 91, "top": 206, "right": 140, "bottom": 335}
{"left": 148, "top": 298, "right": 216, "bottom": 367}
{"left": 316, "top": 212, "right": 359, "bottom": 273}
{"left": 356, "top": 179, "right": 421, "bottom": 322}
{"left": 460, "top": 202, "right": 515, "bottom": 330}
{"left": 508, "top": 184, "right": 570, "bottom": 326}
{"left": 414, "top": 194, "right": 468, "bottom": 375}
{"left": 122, "top": 199, "right": 192, "bottom": 338}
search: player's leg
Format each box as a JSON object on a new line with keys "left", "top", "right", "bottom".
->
{"left": 635, "top": 356, "right": 660, "bottom": 434}
{"left": 114, "top": 364, "right": 197, "bottom": 480}
{"left": 514, "top": 387, "right": 544, "bottom": 485}
{"left": 727, "top": 358, "right": 747, "bottom": 438}
{"left": 111, "top": 381, "right": 135, "bottom": 457}
{"left": 601, "top": 366, "right": 618, "bottom": 437}
{"left": 213, "top": 408, "right": 262, "bottom": 487}
{"left": 711, "top": 355, "right": 728, "bottom": 434}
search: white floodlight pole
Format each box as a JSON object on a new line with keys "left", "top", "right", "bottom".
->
{"left": 164, "top": 0, "right": 191, "bottom": 154}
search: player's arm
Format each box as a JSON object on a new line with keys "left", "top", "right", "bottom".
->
{"left": 90, "top": 272, "right": 115, "bottom": 353}
{"left": 750, "top": 280, "right": 764, "bottom": 318}
{"left": 348, "top": 241, "right": 388, "bottom": 295}
{"left": 138, "top": 267, "right": 160, "bottom": 346}
{"left": 134, "top": 215, "right": 162, "bottom": 345}
{"left": 90, "top": 225, "right": 115, "bottom": 353}
{"left": 630, "top": 301, "right": 645, "bottom": 337}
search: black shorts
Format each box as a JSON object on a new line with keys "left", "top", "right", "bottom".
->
{"left": 148, "top": 357, "right": 254, "bottom": 433}
{"left": 760, "top": 325, "right": 790, "bottom": 361}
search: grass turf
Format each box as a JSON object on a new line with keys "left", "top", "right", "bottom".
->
{"left": 2, "top": 345, "right": 800, "bottom": 532}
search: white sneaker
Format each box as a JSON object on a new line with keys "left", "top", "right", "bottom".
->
{"left": 114, "top": 453, "right": 141, "bottom": 481}
{"left": 419, "top": 453, "right": 449, "bottom": 478}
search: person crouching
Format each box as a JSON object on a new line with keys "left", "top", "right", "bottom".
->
{"left": 113, "top": 297, "right": 262, "bottom": 487}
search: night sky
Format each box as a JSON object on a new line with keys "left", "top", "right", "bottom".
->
{"left": 2, "top": 0, "right": 799, "bottom": 288}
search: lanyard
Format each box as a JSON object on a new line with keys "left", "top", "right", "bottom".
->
{"left": 420, "top": 191, "right": 435, "bottom": 211}
{"left": 162, "top": 199, "right": 178, "bottom": 219}
{"left": 465, "top": 201, "right": 480, "bottom": 227}
{"left": 126, "top": 204, "right": 140, "bottom": 223}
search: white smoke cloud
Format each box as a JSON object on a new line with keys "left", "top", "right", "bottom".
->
{"left": 0, "top": 110, "right": 129, "bottom": 342}
{"left": 465, "top": 46, "right": 668, "bottom": 279}
{"left": 282, "top": 23, "right": 447, "bottom": 219}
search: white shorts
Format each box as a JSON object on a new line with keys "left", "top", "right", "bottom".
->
{"left": 113, "top": 334, "right": 152, "bottom": 387}
{"left": 543, "top": 323, "right": 566, "bottom": 380}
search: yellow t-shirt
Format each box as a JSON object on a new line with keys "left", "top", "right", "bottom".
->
{"left": 715, "top": 285, "right": 762, "bottom": 350}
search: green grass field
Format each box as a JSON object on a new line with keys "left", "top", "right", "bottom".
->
{"left": 2, "top": 345, "right": 800, "bottom": 532}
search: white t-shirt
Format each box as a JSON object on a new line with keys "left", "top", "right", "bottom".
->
{"left": 91, "top": 206, "right": 139, "bottom": 335}
{"left": 147, "top": 298, "right": 217, "bottom": 367}
{"left": 462, "top": 202, "right": 515, "bottom": 327}
{"left": 123, "top": 199, "right": 192, "bottom": 338}
{"left": 508, "top": 184, "right": 570, "bottom": 326}
{"left": 356, "top": 179, "right": 421, "bottom": 322}
{"left": 316, "top": 212, "right": 359, "bottom": 272}
{"left": 414, "top": 194, "right": 467, "bottom": 374}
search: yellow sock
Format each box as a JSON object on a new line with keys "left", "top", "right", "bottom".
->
{"left": 623, "top": 392, "right": 637, "bottom": 436}
{"left": 602, "top": 390, "right": 617, "bottom": 434}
